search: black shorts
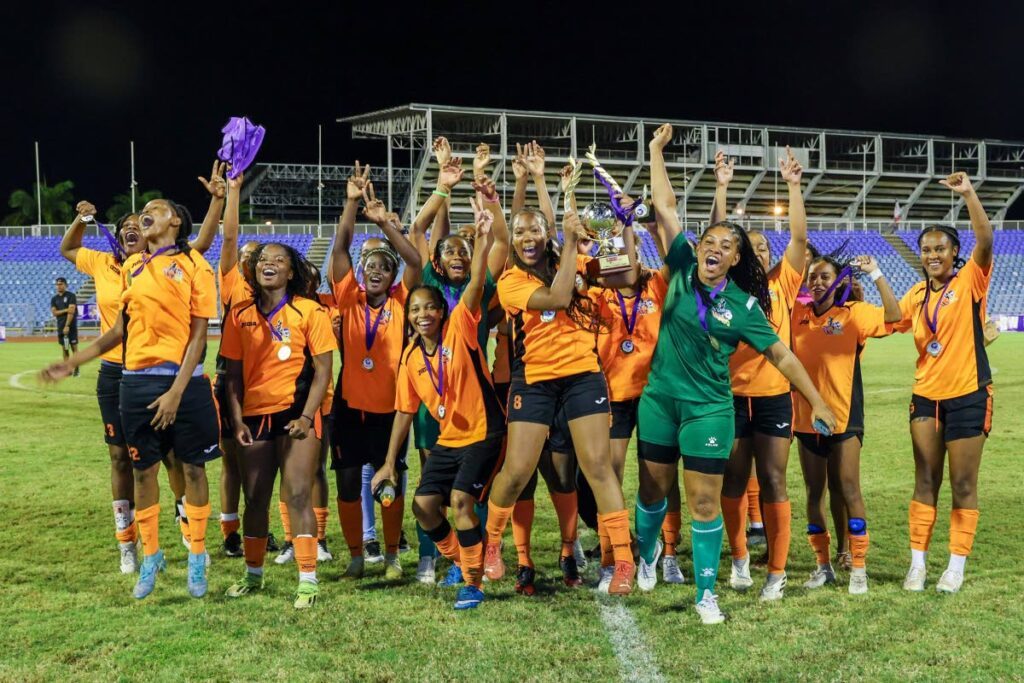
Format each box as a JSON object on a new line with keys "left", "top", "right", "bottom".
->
{"left": 795, "top": 431, "right": 863, "bottom": 458}
{"left": 119, "top": 374, "right": 222, "bottom": 470}
{"left": 213, "top": 374, "right": 233, "bottom": 435}
{"left": 417, "top": 433, "right": 505, "bottom": 502}
{"left": 330, "top": 395, "right": 408, "bottom": 471}
{"left": 493, "top": 382, "right": 510, "bottom": 408}
{"left": 734, "top": 393, "right": 793, "bottom": 439}
{"left": 611, "top": 398, "right": 640, "bottom": 440}
{"left": 243, "top": 404, "right": 323, "bottom": 442}
{"left": 57, "top": 323, "right": 78, "bottom": 346}
{"left": 910, "top": 387, "right": 993, "bottom": 441}
{"left": 96, "top": 362, "right": 125, "bottom": 446}
{"left": 507, "top": 371, "right": 610, "bottom": 426}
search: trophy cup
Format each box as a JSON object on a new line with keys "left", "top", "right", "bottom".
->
{"left": 579, "top": 144, "right": 649, "bottom": 278}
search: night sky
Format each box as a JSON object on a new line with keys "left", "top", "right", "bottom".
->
{"left": 5, "top": 2, "right": 1024, "bottom": 218}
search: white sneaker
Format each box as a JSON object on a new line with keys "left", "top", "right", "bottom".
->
{"left": 803, "top": 564, "right": 836, "bottom": 589}
{"left": 317, "top": 540, "right": 334, "bottom": 562}
{"left": 637, "top": 540, "right": 663, "bottom": 592}
{"left": 181, "top": 534, "right": 191, "bottom": 551}
{"left": 119, "top": 542, "right": 138, "bottom": 574}
{"left": 936, "top": 569, "right": 964, "bottom": 594}
{"left": 416, "top": 556, "right": 436, "bottom": 585}
{"left": 729, "top": 555, "right": 754, "bottom": 590}
{"left": 384, "top": 553, "right": 403, "bottom": 580}
{"left": 572, "top": 538, "right": 588, "bottom": 570}
{"left": 274, "top": 542, "right": 295, "bottom": 565}
{"left": 661, "top": 555, "right": 686, "bottom": 584}
{"left": 903, "top": 565, "right": 927, "bottom": 592}
{"left": 695, "top": 589, "right": 726, "bottom": 625}
{"left": 596, "top": 565, "right": 614, "bottom": 594}
{"left": 849, "top": 567, "right": 868, "bottom": 595}
{"left": 760, "top": 572, "right": 787, "bottom": 601}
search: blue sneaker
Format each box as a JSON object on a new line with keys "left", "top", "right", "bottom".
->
{"left": 438, "top": 564, "right": 464, "bottom": 587}
{"left": 454, "top": 585, "right": 484, "bottom": 610}
{"left": 133, "top": 550, "right": 166, "bottom": 599}
{"left": 187, "top": 552, "right": 208, "bottom": 598}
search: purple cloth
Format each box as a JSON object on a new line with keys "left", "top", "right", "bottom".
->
{"left": 217, "top": 116, "right": 265, "bottom": 179}
{"left": 593, "top": 169, "right": 643, "bottom": 227}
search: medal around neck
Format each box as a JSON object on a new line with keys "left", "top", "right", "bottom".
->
{"left": 620, "top": 339, "right": 635, "bottom": 354}
{"left": 927, "top": 339, "right": 942, "bottom": 357}
{"left": 362, "top": 356, "right": 375, "bottom": 371}
{"left": 277, "top": 345, "right": 292, "bottom": 361}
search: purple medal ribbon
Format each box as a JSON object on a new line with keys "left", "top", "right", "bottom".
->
{"left": 259, "top": 295, "right": 290, "bottom": 341}
{"left": 442, "top": 283, "right": 462, "bottom": 313}
{"left": 923, "top": 274, "right": 956, "bottom": 335}
{"left": 365, "top": 297, "right": 388, "bottom": 353}
{"left": 420, "top": 343, "right": 445, "bottom": 405}
{"left": 814, "top": 266, "right": 853, "bottom": 307}
{"left": 695, "top": 278, "right": 729, "bottom": 333}
{"left": 130, "top": 245, "right": 176, "bottom": 278}
{"left": 616, "top": 290, "right": 640, "bottom": 335}
{"left": 217, "top": 116, "right": 266, "bottom": 179}
{"left": 94, "top": 218, "right": 127, "bottom": 263}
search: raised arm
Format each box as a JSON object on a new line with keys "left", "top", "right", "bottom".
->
{"left": 411, "top": 156, "right": 466, "bottom": 266}
{"left": 942, "top": 172, "right": 993, "bottom": 269}
{"left": 40, "top": 312, "right": 125, "bottom": 382}
{"left": 526, "top": 141, "right": 556, "bottom": 233}
{"left": 472, "top": 174, "right": 509, "bottom": 279}
{"left": 219, "top": 171, "right": 243, "bottom": 275}
{"left": 61, "top": 201, "right": 96, "bottom": 263}
{"left": 427, "top": 137, "right": 455, "bottom": 257}
{"left": 511, "top": 144, "right": 529, "bottom": 216}
{"left": 649, "top": 124, "right": 682, "bottom": 249}
{"left": 853, "top": 255, "right": 901, "bottom": 323}
{"left": 780, "top": 146, "right": 808, "bottom": 273}
{"left": 330, "top": 162, "right": 369, "bottom": 286}
{"left": 524, "top": 212, "right": 582, "bottom": 311}
{"left": 710, "top": 150, "right": 733, "bottom": 225}
{"left": 362, "top": 183, "right": 422, "bottom": 289}
{"left": 190, "top": 160, "right": 227, "bottom": 255}
{"left": 463, "top": 198, "right": 495, "bottom": 312}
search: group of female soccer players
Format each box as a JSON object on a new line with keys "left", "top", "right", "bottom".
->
{"left": 42, "top": 123, "right": 996, "bottom": 624}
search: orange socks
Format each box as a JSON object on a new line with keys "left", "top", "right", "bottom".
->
{"left": 486, "top": 500, "right": 514, "bottom": 546}
{"left": 909, "top": 500, "right": 937, "bottom": 552}
{"left": 244, "top": 535, "right": 269, "bottom": 570}
{"left": 763, "top": 501, "right": 792, "bottom": 574}
{"left": 598, "top": 509, "right": 632, "bottom": 564}
{"left": 598, "top": 525, "right": 613, "bottom": 567}
{"left": 293, "top": 535, "right": 318, "bottom": 576}
{"left": 220, "top": 514, "right": 240, "bottom": 540}
{"left": 949, "top": 508, "right": 980, "bottom": 556}
{"left": 314, "top": 506, "right": 329, "bottom": 541}
{"left": 549, "top": 490, "right": 579, "bottom": 558}
{"left": 721, "top": 494, "right": 748, "bottom": 560}
{"left": 849, "top": 532, "right": 869, "bottom": 569}
{"left": 279, "top": 501, "right": 293, "bottom": 543}
{"left": 136, "top": 504, "right": 161, "bottom": 556}
{"left": 382, "top": 496, "right": 405, "bottom": 556}
{"left": 512, "top": 499, "right": 535, "bottom": 568}
{"left": 460, "top": 540, "right": 484, "bottom": 588}
{"left": 661, "top": 512, "right": 681, "bottom": 557}
{"left": 184, "top": 502, "right": 210, "bottom": 555}
{"left": 807, "top": 529, "right": 831, "bottom": 566}
{"left": 337, "top": 498, "right": 363, "bottom": 557}
{"left": 746, "top": 476, "right": 762, "bottom": 525}
{"left": 434, "top": 528, "right": 462, "bottom": 563}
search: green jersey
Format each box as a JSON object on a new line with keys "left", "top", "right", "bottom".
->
{"left": 422, "top": 265, "right": 498, "bottom": 356}
{"left": 647, "top": 233, "right": 779, "bottom": 405}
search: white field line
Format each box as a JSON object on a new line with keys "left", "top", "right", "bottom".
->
{"left": 596, "top": 598, "right": 666, "bottom": 683}
{"left": 7, "top": 370, "right": 93, "bottom": 397}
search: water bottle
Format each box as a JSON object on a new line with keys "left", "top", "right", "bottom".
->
{"left": 374, "top": 480, "right": 396, "bottom": 508}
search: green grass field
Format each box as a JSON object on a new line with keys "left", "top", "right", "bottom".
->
{"left": 1, "top": 334, "right": 1021, "bottom": 682}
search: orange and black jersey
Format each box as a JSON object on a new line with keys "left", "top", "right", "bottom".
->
{"left": 731, "top": 256, "right": 804, "bottom": 397}
{"left": 75, "top": 248, "right": 125, "bottom": 365}
{"left": 220, "top": 295, "right": 337, "bottom": 417}
{"left": 395, "top": 302, "right": 505, "bottom": 448}
{"left": 894, "top": 258, "right": 993, "bottom": 401}
{"left": 791, "top": 300, "right": 892, "bottom": 434}
{"left": 497, "top": 254, "right": 600, "bottom": 384}
{"left": 492, "top": 323, "right": 511, "bottom": 385}
{"left": 215, "top": 266, "right": 255, "bottom": 376}
{"left": 120, "top": 250, "right": 217, "bottom": 371}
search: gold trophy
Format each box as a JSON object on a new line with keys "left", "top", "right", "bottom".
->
{"left": 580, "top": 144, "right": 646, "bottom": 278}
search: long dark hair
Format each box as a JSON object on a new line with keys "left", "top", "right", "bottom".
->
{"left": 165, "top": 200, "right": 194, "bottom": 262}
{"left": 808, "top": 240, "right": 863, "bottom": 305}
{"left": 245, "top": 242, "right": 317, "bottom": 312}
{"left": 917, "top": 224, "right": 967, "bottom": 279}
{"left": 698, "top": 221, "right": 772, "bottom": 318}
{"left": 511, "top": 235, "right": 605, "bottom": 333}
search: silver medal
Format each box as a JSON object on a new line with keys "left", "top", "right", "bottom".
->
{"left": 438, "top": 404, "right": 446, "bottom": 419}
{"left": 620, "top": 339, "right": 634, "bottom": 354}
{"left": 709, "top": 335, "right": 720, "bottom": 351}
{"left": 926, "top": 340, "right": 942, "bottom": 358}
{"left": 277, "top": 345, "right": 292, "bottom": 361}
{"left": 362, "top": 356, "right": 375, "bottom": 371}
{"left": 540, "top": 310, "right": 556, "bottom": 323}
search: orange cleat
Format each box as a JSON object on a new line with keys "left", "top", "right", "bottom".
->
{"left": 608, "top": 560, "right": 636, "bottom": 595}
{"left": 484, "top": 542, "right": 505, "bottom": 581}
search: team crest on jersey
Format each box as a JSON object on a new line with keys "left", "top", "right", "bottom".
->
{"left": 540, "top": 310, "right": 556, "bottom": 323}
{"left": 574, "top": 274, "right": 585, "bottom": 291}
{"left": 273, "top": 320, "right": 292, "bottom": 343}
{"left": 441, "top": 345, "right": 453, "bottom": 362}
{"left": 163, "top": 262, "right": 184, "bottom": 282}
{"left": 711, "top": 299, "right": 732, "bottom": 327}
{"left": 939, "top": 290, "right": 956, "bottom": 308}
{"left": 638, "top": 298, "right": 657, "bottom": 315}
{"left": 823, "top": 317, "right": 844, "bottom": 335}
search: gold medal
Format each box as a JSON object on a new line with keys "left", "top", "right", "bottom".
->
{"left": 438, "top": 404, "right": 446, "bottom": 419}
{"left": 277, "top": 345, "right": 292, "bottom": 361}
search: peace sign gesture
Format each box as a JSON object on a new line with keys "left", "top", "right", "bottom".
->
{"left": 433, "top": 136, "right": 452, "bottom": 167}
{"left": 198, "top": 160, "right": 227, "bottom": 198}
{"left": 361, "top": 183, "right": 388, "bottom": 224}
{"left": 940, "top": 171, "right": 975, "bottom": 196}
{"left": 714, "top": 150, "right": 734, "bottom": 187}
{"left": 779, "top": 146, "right": 803, "bottom": 186}
{"left": 348, "top": 161, "right": 371, "bottom": 201}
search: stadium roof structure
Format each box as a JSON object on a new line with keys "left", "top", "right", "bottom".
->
{"left": 249, "top": 103, "right": 1024, "bottom": 226}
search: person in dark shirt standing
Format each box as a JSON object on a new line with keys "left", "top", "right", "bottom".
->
{"left": 51, "top": 277, "right": 79, "bottom": 375}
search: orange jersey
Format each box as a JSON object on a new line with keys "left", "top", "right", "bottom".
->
{"left": 220, "top": 295, "right": 337, "bottom": 417}
{"left": 75, "top": 248, "right": 125, "bottom": 364}
{"left": 492, "top": 326, "right": 511, "bottom": 384}
{"left": 791, "top": 300, "right": 892, "bottom": 434}
{"left": 333, "top": 271, "right": 408, "bottom": 413}
{"left": 218, "top": 266, "right": 253, "bottom": 313}
{"left": 730, "top": 256, "right": 804, "bottom": 397}
{"left": 497, "top": 255, "right": 599, "bottom": 384}
{"left": 316, "top": 291, "right": 341, "bottom": 414}
{"left": 120, "top": 250, "right": 217, "bottom": 371}
{"left": 593, "top": 270, "right": 668, "bottom": 401}
{"left": 893, "top": 259, "right": 993, "bottom": 401}
{"left": 395, "top": 302, "right": 505, "bottom": 448}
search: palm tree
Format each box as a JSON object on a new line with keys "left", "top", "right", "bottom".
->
{"left": 4, "top": 180, "right": 76, "bottom": 225}
{"left": 105, "top": 189, "right": 163, "bottom": 223}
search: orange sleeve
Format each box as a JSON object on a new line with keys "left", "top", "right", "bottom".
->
{"left": 962, "top": 258, "right": 993, "bottom": 300}
{"left": 575, "top": 254, "right": 592, "bottom": 274}
{"left": 191, "top": 260, "right": 218, "bottom": 319}
{"left": 332, "top": 271, "right": 359, "bottom": 307}
{"left": 220, "top": 309, "right": 242, "bottom": 360}
{"left": 776, "top": 257, "right": 804, "bottom": 308}
{"left": 497, "top": 270, "right": 542, "bottom": 313}
{"left": 451, "top": 302, "right": 482, "bottom": 349}
{"left": 394, "top": 354, "right": 421, "bottom": 413}
{"left": 892, "top": 287, "right": 919, "bottom": 334}
{"left": 305, "top": 304, "right": 339, "bottom": 355}
{"left": 648, "top": 270, "right": 669, "bottom": 303}
{"left": 850, "top": 302, "right": 891, "bottom": 343}
{"left": 74, "top": 248, "right": 101, "bottom": 276}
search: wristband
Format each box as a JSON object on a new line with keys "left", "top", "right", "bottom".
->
{"left": 868, "top": 269, "right": 883, "bottom": 282}
{"left": 432, "top": 189, "right": 449, "bottom": 198}
{"left": 301, "top": 414, "right": 315, "bottom": 424}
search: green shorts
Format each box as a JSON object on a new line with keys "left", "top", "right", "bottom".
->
{"left": 637, "top": 387, "right": 734, "bottom": 461}
{"left": 413, "top": 403, "right": 440, "bottom": 451}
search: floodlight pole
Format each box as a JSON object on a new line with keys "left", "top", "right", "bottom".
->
{"left": 34, "top": 141, "right": 41, "bottom": 225}
{"left": 130, "top": 141, "right": 137, "bottom": 213}
{"left": 318, "top": 125, "right": 323, "bottom": 234}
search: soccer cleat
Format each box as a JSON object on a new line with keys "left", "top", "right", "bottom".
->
{"left": 596, "top": 565, "right": 614, "bottom": 594}
{"left": 416, "top": 556, "right": 436, "bottom": 585}
{"left": 317, "top": 539, "right": 334, "bottom": 562}
{"left": 187, "top": 552, "right": 208, "bottom": 598}
{"left": 572, "top": 538, "right": 588, "bottom": 570}
{"left": 835, "top": 550, "right": 853, "bottom": 572}
{"left": 225, "top": 571, "right": 265, "bottom": 598}
{"left": 266, "top": 533, "right": 280, "bottom": 553}
{"left": 936, "top": 569, "right": 964, "bottom": 594}
{"left": 133, "top": 550, "right": 166, "bottom": 599}
{"left": 73, "top": 367, "right": 80, "bottom": 377}
{"left": 803, "top": 565, "right": 836, "bottom": 589}
{"left": 222, "top": 531, "right": 243, "bottom": 558}
{"left": 760, "top": 572, "right": 787, "bottom": 601}
{"left": 514, "top": 565, "right": 537, "bottom": 596}
{"left": 364, "top": 540, "right": 384, "bottom": 564}
{"left": 384, "top": 554, "right": 403, "bottom": 580}
{"left": 746, "top": 526, "right": 767, "bottom": 548}
{"left": 294, "top": 580, "right": 319, "bottom": 609}
{"left": 637, "top": 540, "right": 663, "bottom": 592}
{"left": 585, "top": 543, "right": 602, "bottom": 561}
{"left": 399, "top": 531, "right": 411, "bottom": 554}
{"left": 119, "top": 542, "right": 138, "bottom": 574}
{"left": 848, "top": 568, "right": 868, "bottom": 595}
{"left": 454, "top": 585, "right": 485, "bottom": 610}
{"left": 274, "top": 541, "right": 295, "bottom": 565}
{"left": 729, "top": 555, "right": 754, "bottom": 591}
{"left": 483, "top": 542, "right": 505, "bottom": 581}
{"left": 341, "top": 556, "right": 364, "bottom": 580}
{"left": 661, "top": 555, "right": 686, "bottom": 584}
{"left": 695, "top": 589, "right": 727, "bottom": 625}
{"left": 560, "top": 555, "right": 583, "bottom": 587}
{"left": 903, "top": 566, "right": 927, "bottom": 592}
{"left": 438, "top": 563, "right": 464, "bottom": 587}
{"left": 608, "top": 560, "right": 636, "bottom": 596}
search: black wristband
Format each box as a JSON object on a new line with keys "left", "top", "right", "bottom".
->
{"left": 301, "top": 414, "right": 315, "bottom": 424}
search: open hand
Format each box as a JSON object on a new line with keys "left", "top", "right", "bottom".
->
{"left": 438, "top": 158, "right": 465, "bottom": 189}
{"left": 525, "top": 140, "right": 545, "bottom": 176}
{"left": 472, "top": 175, "right": 498, "bottom": 203}
{"left": 779, "top": 146, "right": 803, "bottom": 186}
{"left": 433, "top": 136, "right": 452, "bottom": 167}
{"left": 473, "top": 143, "right": 491, "bottom": 176}
{"left": 714, "top": 150, "right": 735, "bottom": 186}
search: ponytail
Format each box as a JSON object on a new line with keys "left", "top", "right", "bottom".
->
{"left": 167, "top": 200, "right": 195, "bottom": 262}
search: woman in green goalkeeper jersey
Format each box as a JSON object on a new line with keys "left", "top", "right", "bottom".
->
{"left": 635, "top": 124, "right": 837, "bottom": 625}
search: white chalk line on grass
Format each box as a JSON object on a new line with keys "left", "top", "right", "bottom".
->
{"left": 596, "top": 597, "right": 666, "bottom": 683}
{"left": 7, "top": 370, "right": 94, "bottom": 398}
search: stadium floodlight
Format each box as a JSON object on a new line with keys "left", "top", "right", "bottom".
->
{"left": 773, "top": 204, "right": 784, "bottom": 216}
{"left": 735, "top": 205, "right": 745, "bottom": 216}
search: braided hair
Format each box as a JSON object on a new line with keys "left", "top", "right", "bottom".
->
{"left": 917, "top": 224, "right": 967, "bottom": 279}
{"left": 162, "top": 200, "right": 194, "bottom": 262}
{"left": 357, "top": 244, "right": 400, "bottom": 288}
{"left": 697, "top": 221, "right": 772, "bottom": 318}
{"left": 245, "top": 242, "right": 317, "bottom": 313}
